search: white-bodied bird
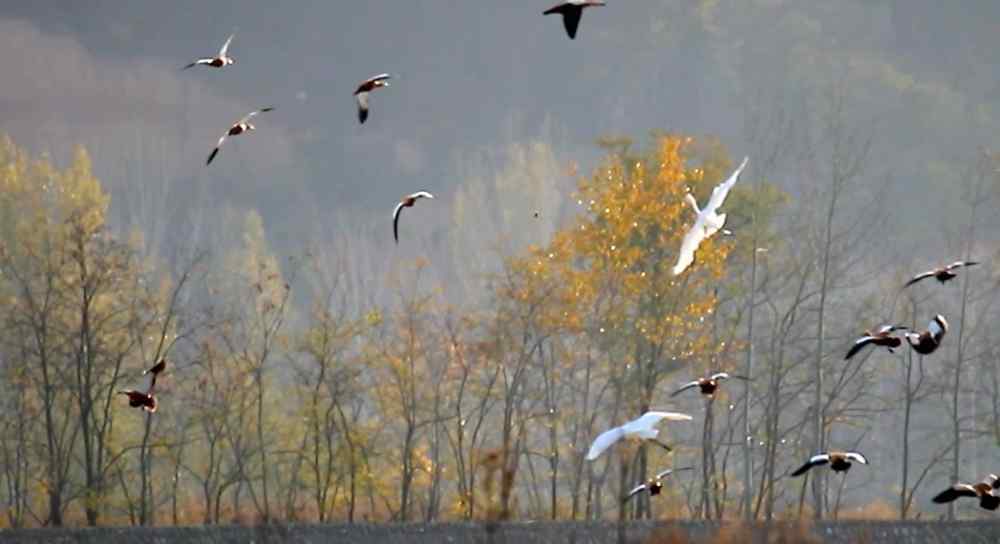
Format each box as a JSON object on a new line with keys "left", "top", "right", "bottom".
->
{"left": 585, "top": 411, "right": 693, "bottom": 461}
{"left": 206, "top": 107, "right": 274, "bottom": 165}
{"left": 184, "top": 33, "right": 236, "bottom": 70}
{"left": 672, "top": 157, "right": 749, "bottom": 276}
{"left": 393, "top": 191, "right": 434, "bottom": 243}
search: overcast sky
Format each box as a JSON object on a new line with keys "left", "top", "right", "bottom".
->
{"left": 0, "top": 1, "right": 998, "bottom": 272}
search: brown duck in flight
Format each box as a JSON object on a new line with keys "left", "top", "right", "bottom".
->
{"left": 393, "top": 191, "right": 434, "bottom": 243}
{"left": 354, "top": 74, "right": 391, "bottom": 124}
{"left": 623, "top": 467, "right": 693, "bottom": 503}
{"left": 932, "top": 474, "right": 1000, "bottom": 511}
{"left": 790, "top": 451, "right": 868, "bottom": 477}
{"left": 119, "top": 359, "right": 167, "bottom": 413}
{"left": 845, "top": 325, "right": 908, "bottom": 359}
{"left": 903, "top": 315, "right": 948, "bottom": 355}
{"left": 184, "top": 33, "right": 236, "bottom": 70}
{"left": 904, "top": 260, "right": 978, "bottom": 288}
{"left": 206, "top": 107, "right": 274, "bottom": 165}
{"left": 671, "top": 372, "right": 748, "bottom": 399}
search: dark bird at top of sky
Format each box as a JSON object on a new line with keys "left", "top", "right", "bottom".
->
{"left": 354, "top": 74, "right": 391, "bottom": 124}
{"left": 623, "top": 467, "right": 693, "bottom": 503}
{"left": 904, "top": 260, "right": 979, "bottom": 288}
{"left": 844, "top": 325, "right": 908, "bottom": 360}
{"left": 903, "top": 314, "right": 948, "bottom": 355}
{"left": 206, "top": 107, "right": 275, "bottom": 165}
{"left": 585, "top": 411, "right": 693, "bottom": 461}
{"left": 671, "top": 372, "right": 748, "bottom": 398}
{"left": 183, "top": 33, "right": 235, "bottom": 70}
{"left": 932, "top": 474, "right": 1000, "bottom": 511}
{"left": 393, "top": 191, "right": 434, "bottom": 244}
{"left": 790, "top": 451, "right": 868, "bottom": 477}
{"left": 672, "top": 157, "right": 749, "bottom": 276}
{"left": 543, "top": 1, "right": 606, "bottom": 40}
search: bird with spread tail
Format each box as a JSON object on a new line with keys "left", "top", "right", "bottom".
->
{"left": 393, "top": 191, "right": 434, "bottom": 243}
{"left": 184, "top": 33, "right": 236, "bottom": 70}
{"left": 671, "top": 372, "right": 748, "bottom": 398}
{"left": 672, "top": 157, "right": 749, "bottom": 276}
{"left": 623, "top": 467, "right": 693, "bottom": 503}
{"left": 206, "top": 107, "right": 274, "bottom": 165}
{"left": 844, "top": 325, "right": 908, "bottom": 359}
{"left": 354, "top": 74, "right": 391, "bottom": 124}
{"left": 543, "top": 1, "right": 606, "bottom": 40}
{"left": 932, "top": 474, "right": 1000, "bottom": 511}
{"left": 790, "top": 451, "right": 868, "bottom": 476}
{"left": 903, "top": 315, "right": 948, "bottom": 355}
{"left": 585, "top": 411, "right": 693, "bottom": 461}
{"left": 904, "top": 261, "right": 978, "bottom": 288}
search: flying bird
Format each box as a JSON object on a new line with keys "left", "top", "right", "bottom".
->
{"left": 206, "top": 107, "right": 274, "bottom": 165}
{"left": 904, "top": 261, "right": 979, "bottom": 288}
{"left": 932, "top": 474, "right": 1000, "bottom": 511}
{"left": 844, "top": 325, "right": 908, "bottom": 360}
{"left": 671, "top": 372, "right": 748, "bottom": 398}
{"left": 143, "top": 359, "right": 167, "bottom": 389}
{"left": 543, "top": 1, "right": 606, "bottom": 40}
{"left": 393, "top": 191, "right": 434, "bottom": 243}
{"left": 672, "top": 157, "right": 749, "bottom": 276}
{"left": 903, "top": 315, "right": 948, "bottom": 355}
{"left": 623, "top": 467, "right": 693, "bottom": 503}
{"left": 585, "top": 411, "right": 693, "bottom": 461}
{"left": 354, "top": 74, "right": 391, "bottom": 124}
{"left": 118, "top": 390, "right": 157, "bottom": 413}
{"left": 790, "top": 451, "right": 868, "bottom": 477}
{"left": 183, "top": 33, "right": 236, "bottom": 70}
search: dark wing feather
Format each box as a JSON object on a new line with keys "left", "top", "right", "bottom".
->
{"left": 561, "top": 8, "right": 582, "bottom": 39}
{"left": 904, "top": 270, "right": 936, "bottom": 287}
{"left": 392, "top": 202, "right": 405, "bottom": 244}
{"left": 932, "top": 485, "right": 977, "bottom": 503}
{"left": 206, "top": 147, "right": 220, "bottom": 165}
{"left": 845, "top": 336, "right": 875, "bottom": 360}
{"left": 790, "top": 456, "right": 828, "bottom": 477}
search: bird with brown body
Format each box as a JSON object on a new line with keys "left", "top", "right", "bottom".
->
{"left": 354, "top": 74, "right": 391, "bottom": 124}
{"left": 844, "top": 325, "right": 908, "bottom": 359}
{"left": 543, "top": 1, "right": 606, "bottom": 40}
{"left": 119, "top": 359, "right": 167, "bottom": 413}
{"left": 790, "top": 451, "right": 868, "bottom": 477}
{"left": 904, "top": 261, "right": 978, "bottom": 288}
{"left": 932, "top": 474, "right": 1000, "bottom": 511}
{"left": 623, "top": 467, "right": 693, "bottom": 503}
{"left": 903, "top": 315, "right": 948, "bottom": 355}
{"left": 392, "top": 191, "right": 434, "bottom": 243}
{"left": 671, "top": 372, "right": 748, "bottom": 398}
{"left": 206, "top": 107, "right": 275, "bottom": 165}
{"left": 183, "top": 33, "right": 236, "bottom": 70}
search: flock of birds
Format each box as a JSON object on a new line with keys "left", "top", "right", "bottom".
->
{"left": 112, "top": 1, "right": 995, "bottom": 514}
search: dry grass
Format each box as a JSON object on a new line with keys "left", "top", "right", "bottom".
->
{"left": 644, "top": 522, "right": 821, "bottom": 544}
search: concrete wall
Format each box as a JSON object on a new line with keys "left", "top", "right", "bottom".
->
{"left": 2, "top": 521, "right": 1000, "bottom": 544}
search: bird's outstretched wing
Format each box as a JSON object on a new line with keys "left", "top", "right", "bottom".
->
{"left": 704, "top": 157, "right": 749, "bottom": 214}
{"left": 932, "top": 484, "right": 978, "bottom": 503}
{"left": 623, "top": 484, "right": 647, "bottom": 502}
{"left": 356, "top": 93, "right": 370, "bottom": 124}
{"left": 986, "top": 474, "right": 1000, "bottom": 490}
{"left": 219, "top": 33, "right": 235, "bottom": 57}
{"left": 654, "top": 467, "right": 692, "bottom": 480}
{"left": 242, "top": 106, "right": 275, "bottom": 123}
{"left": 636, "top": 412, "right": 693, "bottom": 429}
{"left": 672, "top": 218, "right": 706, "bottom": 276}
{"left": 671, "top": 381, "right": 701, "bottom": 397}
{"left": 392, "top": 201, "right": 406, "bottom": 244}
{"left": 876, "top": 325, "right": 907, "bottom": 334}
{"left": 844, "top": 336, "right": 876, "bottom": 360}
{"left": 586, "top": 426, "right": 624, "bottom": 460}
{"left": 790, "top": 454, "right": 830, "bottom": 476}
{"left": 845, "top": 452, "right": 868, "bottom": 465}
{"left": 946, "top": 260, "right": 978, "bottom": 271}
{"left": 206, "top": 134, "right": 229, "bottom": 165}
{"left": 544, "top": 4, "right": 583, "bottom": 39}
{"left": 904, "top": 270, "right": 936, "bottom": 287}
{"left": 929, "top": 315, "right": 948, "bottom": 338}
{"left": 183, "top": 58, "right": 214, "bottom": 70}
